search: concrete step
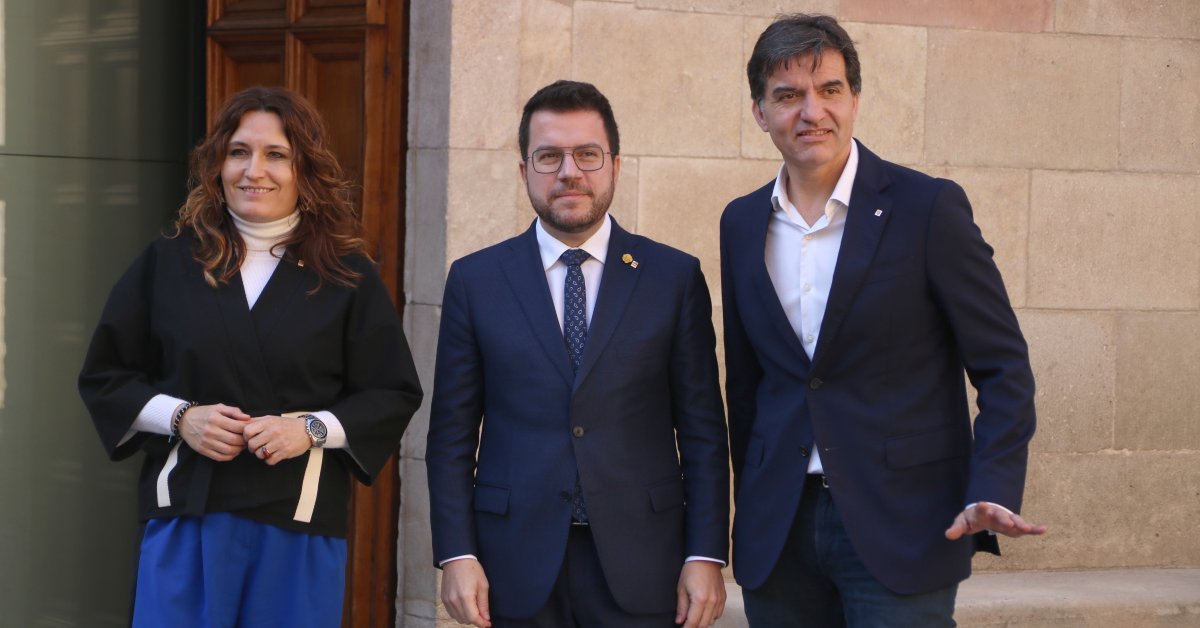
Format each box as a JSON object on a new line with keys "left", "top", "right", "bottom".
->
{"left": 715, "top": 568, "right": 1200, "bottom": 627}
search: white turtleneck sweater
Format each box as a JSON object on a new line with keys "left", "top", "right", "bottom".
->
{"left": 230, "top": 209, "right": 298, "bottom": 308}
{"left": 126, "top": 211, "right": 347, "bottom": 449}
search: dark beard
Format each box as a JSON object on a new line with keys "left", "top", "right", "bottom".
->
{"left": 529, "top": 176, "right": 615, "bottom": 235}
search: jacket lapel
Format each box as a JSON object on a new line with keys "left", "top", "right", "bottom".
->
{"left": 744, "top": 185, "right": 812, "bottom": 373}
{"left": 811, "top": 142, "right": 892, "bottom": 368}
{"left": 501, "top": 225, "right": 575, "bottom": 387}
{"left": 573, "top": 219, "right": 641, "bottom": 390}
{"left": 251, "top": 252, "right": 309, "bottom": 350}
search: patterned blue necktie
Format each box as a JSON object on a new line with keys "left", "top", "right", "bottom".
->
{"left": 560, "top": 248, "right": 590, "bottom": 524}
{"left": 561, "top": 249, "right": 590, "bottom": 372}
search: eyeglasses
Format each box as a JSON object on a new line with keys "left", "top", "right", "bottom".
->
{"left": 527, "top": 146, "right": 610, "bottom": 174}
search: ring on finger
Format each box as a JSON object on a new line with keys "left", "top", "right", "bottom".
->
{"left": 261, "top": 446, "right": 272, "bottom": 458}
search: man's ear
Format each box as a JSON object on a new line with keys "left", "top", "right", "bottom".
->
{"left": 752, "top": 99, "right": 769, "bottom": 132}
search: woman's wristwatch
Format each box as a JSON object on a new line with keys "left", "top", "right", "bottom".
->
{"left": 301, "top": 414, "right": 327, "bottom": 448}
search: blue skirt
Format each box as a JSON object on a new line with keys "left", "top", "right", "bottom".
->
{"left": 132, "top": 512, "right": 347, "bottom": 628}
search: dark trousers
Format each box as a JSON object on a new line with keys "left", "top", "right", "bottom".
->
{"left": 493, "top": 525, "right": 677, "bottom": 628}
{"left": 742, "top": 475, "right": 957, "bottom": 628}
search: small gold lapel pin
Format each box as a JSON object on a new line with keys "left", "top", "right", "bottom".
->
{"left": 622, "top": 253, "right": 638, "bottom": 268}
{"left": 874, "top": 209, "right": 883, "bottom": 217}
{"left": 297, "top": 259, "right": 305, "bottom": 267}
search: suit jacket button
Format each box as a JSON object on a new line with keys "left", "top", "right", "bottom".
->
{"left": 800, "top": 447, "right": 810, "bottom": 457}
{"left": 559, "top": 491, "right": 571, "bottom": 502}
{"left": 572, "top": 426, "right": 585, "bottom": 438}
{"left": 809, "top": 378, "right": 824, "bottom": 390}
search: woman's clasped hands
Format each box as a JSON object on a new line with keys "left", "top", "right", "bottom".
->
{"left": 178, "top": 404, "right": 310, "bottom": 465}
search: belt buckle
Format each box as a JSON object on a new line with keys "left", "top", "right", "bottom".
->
{"left": 820, "top": 475, "right": 830, "bottom": 489}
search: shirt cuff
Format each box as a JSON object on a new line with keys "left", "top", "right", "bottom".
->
{"left": 438, "top": 554, "right": 478, "bottom": 568}
{"left": 311, "top": 410, "right": 347, "bottom": 449}
{"left": 120, "top": 394, "right": 188, "bottom": 445}
{"left": 964, "top": 501, "right": 1015, "bottom": 536}
{"left": 964, "top": 501, "right": 1014, "bottom": 516}
{"left": 685, "top": 556, "right": 727, "bottom": 566}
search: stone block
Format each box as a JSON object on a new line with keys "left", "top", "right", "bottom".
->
{"left": 851, "top": 23, "right": 927, "bottom": 167}
{"left": 1027, "top": 171, "right": 1200, "bottom": 310}
{"left": 1120, "top": 38, "right": 1200, "bottom": 174}
{"left": 398, "top": 455, "right": 438, "bottom": 623}
{"left": 574, "top": 2, "right": 744, "bottom": 157}
{"left": 923, "top": 166, "right": 1028, "bottom": 307}
{"left": 974, "top": 452, "right": 1200, "bottom": 571}
{"left": 400, "top": 304, "right": 441, "bottom": 460}
{"left": 926, "top": 30, "right": 1120, "bottom": 169}
{"left": 448, "top": 1, "right": 522, "bottom": 150}
{"left": 611, "top": 155, "right": 640, "bottom": 233}
{"left": 510, "top": 156, "right": 536, "bottom": 236}
{"left": 1056, "top": 0, "right": 1200, "bottom": 40}
{"left": 409, "top": 0, "right": 452, "bottom": 150}
{"left": 841, "top": 0, "right": 1053, "bottom": 32}
{"left": 446, "top": 149, "right": 525, "bottom": 265}
{"left": 957, "top": 569, "right": 1200, "bottom": 627}
{"left": 406, "top": 148, "right": 449, "bottom": 307}
{"left": 1017, "top": 310, "right": 1115, "bottom": 454}
{"left": 637, "top": 157, "right": 780, "bottom": 297}
{"left": 635, "top": 0, "right": 835, "bottom": 16}
{"left": 1115, "top": 312, "right": 1200, "bottom": 451}
{"left": 519, "top": 0, "right": 573, "bottom": 106}
{"left": 741, "top": 17, "right": 778, "bottom": 160}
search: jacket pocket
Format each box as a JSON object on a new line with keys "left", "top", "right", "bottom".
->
{"left": 884, "top": 425, "right": 966, "bottom": 469}
{"left": 647, "top": 477, "right": 685, "bottom": 512}
{"left": 473, "top": 483, "right": 510, "bottom": 515}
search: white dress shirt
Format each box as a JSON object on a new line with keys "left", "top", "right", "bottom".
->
{"left": 535, "top": 215, "right": 610, "bottom": 330}
{"left": 765, "top": 140, "right": 859, "bottom": 475}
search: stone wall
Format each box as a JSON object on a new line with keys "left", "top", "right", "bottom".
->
{"left": 400, "top": 1, "right": 1199, "bottom": 625}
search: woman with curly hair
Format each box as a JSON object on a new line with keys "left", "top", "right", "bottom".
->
{"left": 79, "top": 86, "right": 423, "bottom": 627}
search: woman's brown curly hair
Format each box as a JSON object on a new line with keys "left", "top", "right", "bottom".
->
{"left": 173, "top": 86, "right": 367, "bottom": 291}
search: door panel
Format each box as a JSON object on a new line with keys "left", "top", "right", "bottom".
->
{"left": 207, "top": 32, "right": 287, "bottom": 117}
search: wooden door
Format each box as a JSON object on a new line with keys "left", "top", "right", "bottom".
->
{"left": 206, "top": 1, "right": 409, "bottom": 625}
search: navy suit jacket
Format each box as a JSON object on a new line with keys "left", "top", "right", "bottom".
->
{"left": 427, "top": 218, "right": 730, "bottom": 618}
{"left": 720, "top": 141, "right": 1035, "bottom": 595}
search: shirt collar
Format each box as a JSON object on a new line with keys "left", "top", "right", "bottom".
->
{"left": 535, "top": 214, "right": 612, "bottom": 270}
{"left": 770, "top": 139, "right": 860, "bottom": 220}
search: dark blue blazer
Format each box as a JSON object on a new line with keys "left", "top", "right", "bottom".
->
{"left": 427, "top": 219, "right": 730, "bottom": 618}
{"left": 720, "top": 141, "right": 1035, "bottom": 595}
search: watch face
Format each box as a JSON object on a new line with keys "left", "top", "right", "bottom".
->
{"left": 308, "top": 418, "right": 328, "bottom": 440}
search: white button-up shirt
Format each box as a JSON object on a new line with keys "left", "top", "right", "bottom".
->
{"left": 764, "top": 141, "right": 859, "bottom": 475}
{"left": 536, "top": 215, "right": 610, "bottom": 331}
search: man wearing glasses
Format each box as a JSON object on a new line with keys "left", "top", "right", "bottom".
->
{"left": 427, "top": 80, "right": 730, "bottom": 628}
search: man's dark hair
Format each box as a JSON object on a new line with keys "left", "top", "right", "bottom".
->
{"left": 518, "top": 80, "right": 620, "bottom": 160}
{"left": 747, "top": 14, "right": 862, "bottom": 103}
